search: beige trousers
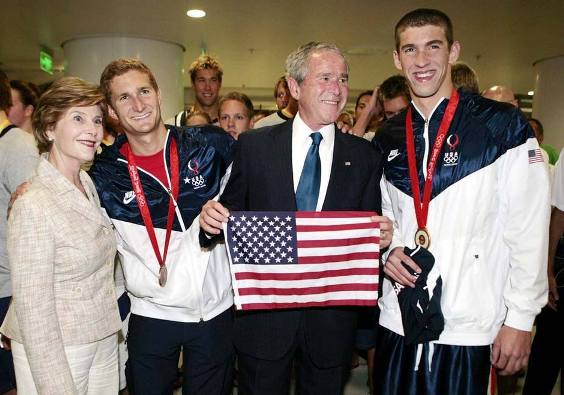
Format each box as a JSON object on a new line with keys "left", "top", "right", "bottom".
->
{"left": 11, "top": 333, "right": 118, "bottom": 394}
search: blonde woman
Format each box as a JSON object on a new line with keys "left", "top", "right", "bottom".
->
{"left": 0, "top": 77, "right": 121, "bottom": 394}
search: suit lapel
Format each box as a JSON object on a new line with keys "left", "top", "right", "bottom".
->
{"left": 50, "top": 178, "right": 108, "bottom": 228}
{"left": 38, "top": 158, "right": 109, "bottom": 228}
{"left": 67, "top": 191, "right": 107, "bottom": 227}
{"left": 74, "top": 172, "right": 110, "bottom": 227}
{"left": 323, "top": 128, "right": 351, "bottom": 210}
{"left": 271, "top": 121, "right": 297, "bottom": 210}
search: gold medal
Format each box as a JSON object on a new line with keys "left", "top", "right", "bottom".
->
{"left": 414, "top": 228, "right": 431, "bottom": 249}
{"left": 159, "top": 265, "right": 168, "bottom": 287}
{"left": 406, "top": 90, "right": 459, "bottom": 253}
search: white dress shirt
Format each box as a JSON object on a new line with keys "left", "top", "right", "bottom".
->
{"left": 291, "top": 112, "right": 335, "bottom": 211}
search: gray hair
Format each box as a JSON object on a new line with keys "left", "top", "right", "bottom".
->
{"left": 285, "top": 42, "right": 348, "bottom": 84}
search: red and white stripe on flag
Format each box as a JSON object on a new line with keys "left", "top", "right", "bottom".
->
{"left": 223, "top": 211, "right": 380, "bottom": 310}
{"left": 528, "top": 148, "right": 544, "bottom": 164}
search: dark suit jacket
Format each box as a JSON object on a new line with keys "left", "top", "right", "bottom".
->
{"left": 219, "top": 120, "right": 383, "bottom": 367}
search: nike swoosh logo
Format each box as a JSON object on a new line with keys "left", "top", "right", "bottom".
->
{"left": 123, "top": 193, "right": 135, "bottom": 205}
{"left": 387, "top": 152, "right": 400, "bottom": 161}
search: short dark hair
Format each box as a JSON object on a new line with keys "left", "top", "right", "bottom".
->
{"left": 529, "top": 118, "right": 544, "bottom": 137}
{"left": 379, "top": 75, "right": 411, "bottom": 102}
{"left": 10, "top": 80, "right": 40, "bottom": 109}
{"left": 0, "top": 70, "right": 11, "bottom": 112}
{"left": 219, "top": 91, "right": 254, "bottom": 118}
{"left": 395, "top": 8, "right": 453, "bottom": 51}
{"left": 451, "top": 62, "right": 479, "bottom": 94}
{"left": 355, "top": 90, "right": 373, "bottom": 110}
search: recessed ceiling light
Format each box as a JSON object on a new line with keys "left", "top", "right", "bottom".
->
{"left": 187, "top": 9, "right": 206, "bottom": 18}
{"left": 528, "top": 90, "right": 534, "bottom": 96}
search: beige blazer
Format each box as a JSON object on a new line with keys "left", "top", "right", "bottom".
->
{"left": 1, "top": 155, "right": 121, "bottom": 394}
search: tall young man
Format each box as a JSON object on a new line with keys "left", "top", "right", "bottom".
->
{"left": 89, "top": 58, "right": 235, "bottom": 395}
{"left": 170, "top": 55, "right": 223, "bottom": 126}
{"left": 373, "top": 9, "right": 550, "bottom": 394}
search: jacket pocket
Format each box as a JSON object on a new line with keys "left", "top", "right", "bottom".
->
{"left": 442, "top": 241, "right": 496, "bottom": 332}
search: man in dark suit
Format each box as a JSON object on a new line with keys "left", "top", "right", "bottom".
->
{"left": 200, "top": 42, "right": 392, "bottom": 395}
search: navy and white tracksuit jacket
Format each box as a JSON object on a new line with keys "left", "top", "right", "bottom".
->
{"left": 89, "top": 125, "right": 235, "bottom": 323}
{"left": 374, "top": 90, "right": 551, "bottom": 346}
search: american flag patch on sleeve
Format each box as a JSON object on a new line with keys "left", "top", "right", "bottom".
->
{"left": 528, "top": 148, "right": 544, "bottom": 164}
{"left": 223, "top": 211, "right": 380, "bottom": 310}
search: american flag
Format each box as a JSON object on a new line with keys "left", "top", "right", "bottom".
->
{"left": 528, "top": 148, "right": 544, "bottom": 164}
{"left": 223, "top": 211, "right": 380, "bottom": 310}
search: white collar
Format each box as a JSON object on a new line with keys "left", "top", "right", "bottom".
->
{"left": 292, "top": 112, "right": 335, "bottom": 144}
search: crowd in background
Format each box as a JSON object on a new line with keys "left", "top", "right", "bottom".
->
{"left": 0, "top": 7, "right": 562, "bottom": 395}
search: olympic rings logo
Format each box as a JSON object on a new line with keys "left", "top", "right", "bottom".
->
{"left": 443, "top": 152, "right": 459, "bottom": 165}
{"left": 189, "top": 175, "right": 206, "bottom": 188}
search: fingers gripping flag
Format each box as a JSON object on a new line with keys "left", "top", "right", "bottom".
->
{"left": 223, "top": 211, "right": 380, "bottom": 310}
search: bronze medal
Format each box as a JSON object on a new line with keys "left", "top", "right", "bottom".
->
{"left": 414, "top": 228, "right": 431, "bottom": 249}
{"left": 125, "top": 140, "right": 179, "bottom": 291}
{"left": 159, "top": 265, "right": 168, "bottom": 287}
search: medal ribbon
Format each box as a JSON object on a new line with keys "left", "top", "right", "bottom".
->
{"left": 405, "top": 89, "right": 459, "bottom": 231}
{"left": 125, "top": 139, "right": 179, "bottom": 273}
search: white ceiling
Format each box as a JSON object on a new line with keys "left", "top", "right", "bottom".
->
{"left": 1, "top": 0, "right": 563, "bottom": 98}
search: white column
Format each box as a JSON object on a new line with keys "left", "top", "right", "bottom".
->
{"left": 532, "top": 55, "right": 564, "bottom": 150}
{"left": 62, "top": 36, "right": 184, "bottom": 120}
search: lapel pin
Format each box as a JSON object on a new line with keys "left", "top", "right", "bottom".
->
{"left": 345, "top": 161, "right": 351, "bottom": 166}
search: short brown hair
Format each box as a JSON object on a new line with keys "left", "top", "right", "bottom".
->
{"left": 395, "top": 8, "right": 453, "bottom": 51}
{"left": 0, "top": 70, "right": 11, "bottom": 112}
{"left": 451, "top": 62, "right": 479, "bottom": 94}
{"left": 33, "top": 77, "right": 104, "bottom": 153}
{"left": 219, "top": 92, "right": 254, "bottom": 118}
{"left": 100, "top": 58, "right": 158, "bottom": 106}
{"left": 188, "top": 55, "right": 223, "bottom": 83}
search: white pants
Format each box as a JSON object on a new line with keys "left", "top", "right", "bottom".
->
{"left": 12, "top": 334, "right": 118, "bottom": 395}
{"left": 118, "top": 313, "right": 130, "bottom": 391}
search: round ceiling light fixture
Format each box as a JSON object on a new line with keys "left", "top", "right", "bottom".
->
{"left": 187, "top": 9, "right": 206, "bottom": 18}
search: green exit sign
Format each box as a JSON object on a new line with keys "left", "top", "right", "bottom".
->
{"left": 39, "top": 50, "right": 53, "bottom": 75}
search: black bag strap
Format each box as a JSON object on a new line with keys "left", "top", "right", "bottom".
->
{"left": 0, "top": 124, "right": 16, "bottom": 139}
